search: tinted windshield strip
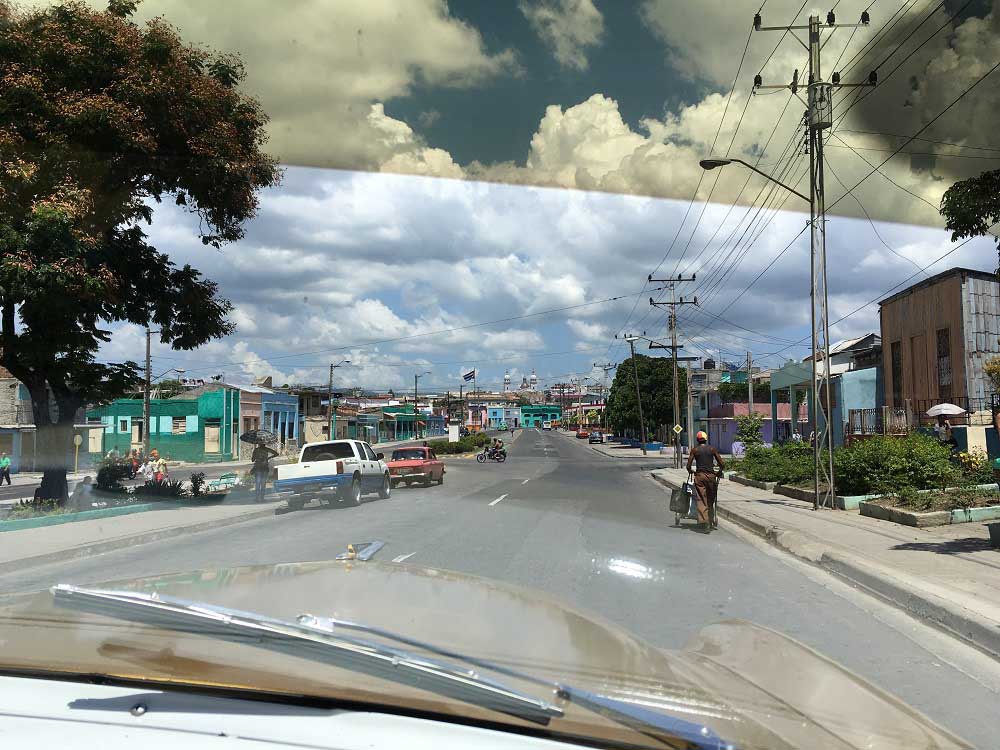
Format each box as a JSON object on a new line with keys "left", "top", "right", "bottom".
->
{"left": 51, "top": 585, "right": 562, "bottom": 726}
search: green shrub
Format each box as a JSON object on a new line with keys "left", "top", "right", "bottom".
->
{"left": 833, "top": 433, "right": 953, "bottom": 496}
{"left": 741, "top": 442, "right": 814, "bottom": 484}
{"left": 189, "top": 472, "right": 206, "bottom": 497}
{"left": 735, "top": 412, "right": 764, "bottom": 447}
{"left": 8, "top": 499, "right": 66, "bottom": 520}
{"left": 96, "top": 459, "right": 131, "bottom": 492}
{"left": 139, "top": 479, "right": 188, "bottom": 497}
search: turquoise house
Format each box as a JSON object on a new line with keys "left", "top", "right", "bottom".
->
{"left": 88, "top": 386, "right": 240, "bottom": 463}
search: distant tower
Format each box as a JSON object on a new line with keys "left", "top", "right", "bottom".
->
{"left": 519, "top": 375, "right": 530, "bottom": 390}
{"left": 503, "top": 370, "right": 511, "bottom": 392}
{"left": 529, "top": 369, "right": 538, "bottom": 392}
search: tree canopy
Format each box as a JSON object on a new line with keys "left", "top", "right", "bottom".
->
{"left": 605, "top": 354, "right": 686, "bottom": 435}
{"left": 940, "top": 168, "right": 1000, "bottom": 270}
{"left": 0, "top": 0, "right": 279, "bottom": 498}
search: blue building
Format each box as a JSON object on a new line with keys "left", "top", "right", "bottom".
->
{"left": 261, "top": 390, "right": 299, "bottom": 445}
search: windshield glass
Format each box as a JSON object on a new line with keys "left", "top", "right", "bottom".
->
{"left": 300, "top": 443, "right": 355, "bottom": 462}
{"left": 392, "top": 449, "right": 426, "bottom": 461}
{"left": 0, "top": 1, "right": 998, "bottom": 748}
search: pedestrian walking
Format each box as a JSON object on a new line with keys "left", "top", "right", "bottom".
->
{"left": 0, "top": 452, "right": 11, "bottom": 485}
{"left": 150, "top": 449, "right": 167, "bottom": 482}
{"left": 251, "top": 441, "right": 278, "bottom": 503}
{"left": 685, "top": 431, "right": 725, "bottom": 534}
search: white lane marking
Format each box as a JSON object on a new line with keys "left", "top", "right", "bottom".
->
{"left": 521, "top": 479, "right": 530, "bottom": 485}
{"left": 392, "top": 552, "right": 415, "bottom": 563}
{"left": 489, "top": 493, "right": 508, "bottom": 506}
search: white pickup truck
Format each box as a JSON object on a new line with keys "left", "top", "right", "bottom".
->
{"left": 275, "top": 439, "right": 391, "bottom": 510}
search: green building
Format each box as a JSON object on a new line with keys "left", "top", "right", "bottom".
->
{"left": 520, "top": 404, "right": 562, "bottom": 428}
{"left": 88, "top": 387, "right": 240, "bottom": 463}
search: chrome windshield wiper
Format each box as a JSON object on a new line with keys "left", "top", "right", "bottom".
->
{"left": 51, "top": 584, "right": 562, "bottom": 725}
{"left": 299, "top": 613, "right": 735, "bottom": 750}
{"left": 53, "top": 584, "right": 733, "bottom": 750}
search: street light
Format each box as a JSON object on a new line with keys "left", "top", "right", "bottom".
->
{"left": 414, "top": 371, "right": 431, "bottom": 438}
{"left": 699, "top": 158, "right": 809, "bottom": 204}
{"left": 699, "top": 154, "right": 833, "bottom": 511}
{"left": 328, "top": 359, "right": 351, "bottom": 440}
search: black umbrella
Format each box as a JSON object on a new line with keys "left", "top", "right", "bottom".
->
{"left": 240, "top": 429, "right": 278, "bottom": 445}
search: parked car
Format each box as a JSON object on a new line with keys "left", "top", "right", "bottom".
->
{"left": 588, "top": 431, "right": 603, "bottom": 444}
{"left": 576, "top": 429, "right": 590, "bottom": 439}
{"left": 387, "top": 447, "right": 445, "bottom": 488}
{"left": 541, "top": 421, "right": 552, "bottom": 430}
{"left": 275, "top": 439, "right": 390, "bottom": 510}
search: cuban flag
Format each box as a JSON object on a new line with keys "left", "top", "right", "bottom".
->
{"left": 463, "top": 370, "right": 476, "bottom": 382}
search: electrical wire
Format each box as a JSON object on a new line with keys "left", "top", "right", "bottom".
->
{"left": 834, "top": 0, "right": 975, "bottom": 127}
{"left": 823, "top": 156, "right": 929, "bottom": 277}
{"left": 835, "top": 129, "right": 1000, "bottom": 152}
{"left": 826, "top": 57, "right": 1000, "bottom": 215}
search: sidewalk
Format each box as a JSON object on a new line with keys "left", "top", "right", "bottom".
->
{"left": 0, "top": 495, "right": 283, "bottom": 576}
{"left": 650, "top": 467, "right": 1000, "bottom": 660}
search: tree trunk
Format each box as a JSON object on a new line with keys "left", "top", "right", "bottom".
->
{"left": 31, "top": 390, "right": 76, "bottom": 504}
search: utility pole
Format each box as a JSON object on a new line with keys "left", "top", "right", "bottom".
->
{"left": 747, "top": 351, "right": 754, "bottom": 412}
{"left": 143, "top": 328, "right": 154, "bottom": 457}
{"left": 648, "top": 273, "right": 697, "bottom": 468}
{"left": 619, "top": 334, "right": 648, "bottom": 456}
{"left": 594, "top": 362, "right": 616, "bottom": 432}
{"left": 327, "top": 359, "right": 351, "bottom": 440}
{"left": 327, "top": 364, "right": 335, "bottom": 440}
{"left": 750, "top": 8, "right": 874, "bottom": 509}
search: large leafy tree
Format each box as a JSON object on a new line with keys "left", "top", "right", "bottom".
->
{"left": 605, "top": 353, "right": 686, "bottom": 437}
{"left": 940, "top": 168, "right": 1000, "bottom": 270}
{"left": 0, "top": 1, "right": 279, "bottom": 500}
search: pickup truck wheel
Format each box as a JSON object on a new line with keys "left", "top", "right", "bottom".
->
{"left": 287, "top": 498, "right": 305, "bottom": 511}
{"left": 423, "top": 474, "right": 432, "bottom": 488}
{"left": 378, "top": 473, "right": 391, "bottom": 499}
{"left": 349, "top": 476, "right": 362, "bottom": 506}
{"left": 437, "top": 470, "right": 444, "bottom": 485}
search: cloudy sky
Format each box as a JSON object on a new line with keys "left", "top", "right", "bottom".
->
{"left": 44, "top": 0, "right": 999, "bottom": 391}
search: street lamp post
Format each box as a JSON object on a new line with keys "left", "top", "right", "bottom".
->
{"left": 414, "top": 371, "right": 430, "bottom": 438}
{"left": 700, "top": 147, "right": 834, "bottom": 510}
{"left": 327, "top": 360, "right": 350, "bottom": 440}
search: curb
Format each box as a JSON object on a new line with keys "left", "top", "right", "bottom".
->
{"left": 0, "top": 505, "right": 280, "bottom": 576}
{"left": 650, "top": 472, "right": 1000, "bottom": 661}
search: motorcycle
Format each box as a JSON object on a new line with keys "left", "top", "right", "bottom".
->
{"left": 476, "top": 446, "right": 507, "bottom": 463}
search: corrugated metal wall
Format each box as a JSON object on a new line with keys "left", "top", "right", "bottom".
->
{"left": 961, "top": 275, "right": 1000, "bottom": 400}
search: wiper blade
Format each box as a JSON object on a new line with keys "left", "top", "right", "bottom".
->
{"left": 51, "top": 584, "right": 562, "bottom": 725}
{"left": 301, "top": 613, "right": 735, "bottom": 750}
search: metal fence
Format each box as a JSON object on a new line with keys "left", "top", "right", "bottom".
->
{"left": 846, "top": 407, "right": 909, "bottom": 439}
{"left": 910, "top": 396, "right": 996, "bottom": 427}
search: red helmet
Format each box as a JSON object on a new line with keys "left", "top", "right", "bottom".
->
{"left": 696, "top": 431, "right": 708, "bottom": 443}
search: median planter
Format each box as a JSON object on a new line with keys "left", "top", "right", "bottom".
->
{"left": 730, "top": 475, "right": 778, "bottom": 491}
{"left": 859, "top": 489, "right": 1000, "bottom": 527}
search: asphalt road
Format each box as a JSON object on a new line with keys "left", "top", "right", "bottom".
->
{"left": 1, "top": 428, "right": 997, "bottom": 747}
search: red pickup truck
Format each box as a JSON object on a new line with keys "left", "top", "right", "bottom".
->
{"left": 386, "top": 447, "right": 445, "bottom": 488}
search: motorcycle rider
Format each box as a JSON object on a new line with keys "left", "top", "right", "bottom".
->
{"left": 490, "top": 436, "right": 505, "bottom": 459}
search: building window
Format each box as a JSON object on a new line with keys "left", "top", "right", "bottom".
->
{"left": 118, "top": 419, "right": 128, "bottom": 433}
{"left": 172, "top": 417, "right": 186, "bottom": 435}
{"left": 936, "top": 328, "right": 952, "bottom": 400}
{"left": 891, "top": 341, "right": 902, "bottom": 407}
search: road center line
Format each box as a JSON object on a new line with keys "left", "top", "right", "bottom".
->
{"left": 392, "top": 552, "right": 415, "bottom": 563}
{"left": 489, "top": 493, "right": 508, "bottom": 506}
{"left": 521, "top": 479, "right": 530, "bottom": 485}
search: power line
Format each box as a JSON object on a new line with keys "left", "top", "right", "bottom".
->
{"left": 835, "top": 129, "right": 1000, "bottom": 152}
{"left": 823, "top": 156, "right": 929, "bottom": 277}
{"left": 759, "top": 230, "right": 991, "bottom": 359}
{"left": 156, "top": 285, "right": 673, "bottom": 373}
{"left": 826, "top": 57, "right": 1000, "bottom": 215}
{"left": 824, "top": 143, "right": 1000, "bottom": 160}
{"left": 839, "top": 0, "right": 922, "bottom": 77}
{"left": 834, "top": 0, "right": 976, "bottom": 127}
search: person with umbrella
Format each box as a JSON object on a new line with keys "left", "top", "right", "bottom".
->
{"left": 244, "top": 430, "right": 279, "bottom": 503}
{"left": 926, "top": 403, "right": 964, "bottom": 449}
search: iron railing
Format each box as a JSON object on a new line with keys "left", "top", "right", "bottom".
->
{"left": 846, "top": 406, "right": 909, "bottom": 438}
{"left": 910, "top": 396, "right": 996, "bottom": 427}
